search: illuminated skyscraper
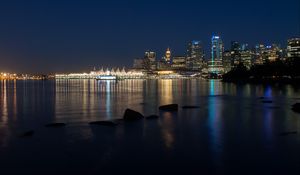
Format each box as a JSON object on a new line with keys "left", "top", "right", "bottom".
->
{"left": 158, "top": 48, "right": 172, "bottom": 69}
{"left": 186, "top": 40, "right": 204, "bottom": 70}
{"left": 172, "top": 56, "right": 186, "bottom": 69}
{"left": 230, "top": 41, "right": 241, "bottom": 65}
{"left": 144, "top": 51, "right": 156, "bottom": 62}
{"left": 287, "top": 38, "right": 300, "bottom": 58}
{"left": 165, "top": 48, "right": 171, "bottom": 63}
{"left": 223, "top": 51, "right": 232, "bottom": 73}
{"left": 144, "top": 51, "right": 157, "bottom": 70}
{"left": 208, "top": 35, "right": 224, "bottom": 74}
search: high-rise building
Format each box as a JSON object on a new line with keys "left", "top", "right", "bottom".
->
{"left": 223, "top": 51, "right": 232, "bottom": 73}
{"left": 144, "top": 51, "right": 157, "bottom": 70}
{"left": 208, "top": 35, "right": 224, "bottom": 74}
{"left": 238, "top": 43, "right": 253, "bottom": 69}
{"left": 265, "top": 44, "right": 281, "bottom": 62}
{"left": 230, "top": 41, "right": 241, "bottom": 65}
{"left": 231, "top": 41, "right": 240, "bottom": 52}
{"left": 253, "top": 44, "right": 283, "bottom": 63}
{"left": 287, "top": 38, "right": 300, "bottom": 58}
{"left": 133, "top": 58, "right": 144, "bottom": 69}
{"left": 240, "top": 50, "right": 253, "bottom": 69}
{"left": 254, "top": 44, "right": 265, "bottom": 64}
{"left": 144, "top": 51, "right": 156, "bottom": 62}
{"left": 163, "top": 48, "right": 171, "bottom": 64}
{"left": 172, "top": 56, "right": 186, "bottom": 70}
{"left": 186, "top": 40, "right": 204, "bottom": 70}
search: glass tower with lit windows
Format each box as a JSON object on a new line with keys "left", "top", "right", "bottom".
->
{"left": 186, "top": 40, "right": 204, "bottom": 70}
{"left": 208, "top": 35, "right": 224, "bottom": 74}
{"left": 287, "top": 38, "right": 300, "bottom": 59}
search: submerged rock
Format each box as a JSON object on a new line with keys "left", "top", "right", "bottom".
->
{"left": 279, "top": 131, "right": 297, "bottom": 136}
{"left": 268, "top": 106, "right": 280, "bottom": 109}
{"left": 292, "top": 103, "right": 300, "bottom": 113}
{"left": 261, "top": 100, "right": 273, "bottom": 103}
{"left": 45, "top": 123, "right": 66, "bottom": 128}
{"left": 123, "top": 109, "right": 144, "bottom": 121}
{"left": 19, "top": 130, "right": 34, "bottom": 138}
{"left": 89, "top": 121, "right": 118, "bottom": 126}
{"left": 146, "top": 115, "right": 159, "bottom": 119}
{"left": 182, "top": 105, "right": 200, "bottom": 109}
{"left": 159, "top": 104, "right": 178, "bottom": 111}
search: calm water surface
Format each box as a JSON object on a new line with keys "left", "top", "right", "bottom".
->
{"left": 0, "top": 79, "right": 300, "bottom": 175}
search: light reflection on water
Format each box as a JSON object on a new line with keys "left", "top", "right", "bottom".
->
{"left": 0, "top": 79, "right": 300, "bottom": 174}
{"left": 207, "top": 80, "right": 225, "bottom": 168}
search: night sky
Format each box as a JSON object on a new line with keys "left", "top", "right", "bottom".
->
{"left": 0, "top": 0, "right": 299, "bottom": 73}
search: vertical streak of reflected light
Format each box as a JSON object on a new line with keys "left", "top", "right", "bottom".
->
{"left": 106, "top": 81, "right": 111, "bottom": 119}
{"left": 264, "top": 86, "right": 272, "bottom": 98}
{"left": 208, "top": 80, "right": 223, "bottom": 166}
{"left": 1, "top": 80, "right": 8, "bottom": 123}
{"left": 159, "top": 80, "right": 173, "bottom": 105}
{"left": 263, "top": 108, "right": 273, "bottom": 143}
{"left": 13, "top": 80, "right": 17, "bottom": 119}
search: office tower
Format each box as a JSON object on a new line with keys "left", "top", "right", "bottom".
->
{"left": 144, "top": 51, "right": 157, "bottom": 70}
{"left": 287, "top": 38, "right": 300, "bottom": 58}
{"left": 237, "top": 43, "right": 253, "bottom": 69}
{"left": 254, "top": 44, "right": 265, "bottom": 64}
{"left": 133, "top": 58, "right": 144, "bottom": 69}
{"left": 186, "top": 40, "right": 204, "bottom": 70}
{"left": 144, "top": 51, "right": 156, "bottom": 62}
{"left": 163, "top": 48, "right": 171, "bottom": 64}
{"left": 208, "top": 35, "right": 224, "bottom": 74}
{"left": 223, "top": 51, "right": 232, "bottom": 73}
{"left": 172, "top": 56, "right": 186, "bottom": 70}
{"left": 230, "top": 41, "right": 241, "bottom": 65}
{"left": 265, "top": 44, "right": 281, "bottom": 62}
{"left": 240, "top": 49, "right": 253, "bottom": 69}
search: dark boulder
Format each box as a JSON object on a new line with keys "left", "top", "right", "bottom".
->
{"left": 268, "top": 106, "right": 280, "bottom": 109}
{"left": 89, "top": 121, "right": 118, "bottom": 126}
{"left": 146, "top": 115, "right": 159, "bottom": 119}
{"left": 45, "top": 123, "right": 66, "bottom": 128}
{"left": 182, "top": 105, "right": 200, "bottom": 109}
{"left": 123, "top": 109, "right": 144, "bottom": 121}
{"left": 292, "top": 103, "right": 300, "bottom": 113}
{"left": 159, "top": 104, "right": 178, "bottom": 111}
{"left": 261, "top": 100, "right": 273, "bottom": 103}
{"left": 279, "top": 131, "right": 297, "bottom": 136}
{"left": 19, "top": 130, "right": 34, "bottom": 138}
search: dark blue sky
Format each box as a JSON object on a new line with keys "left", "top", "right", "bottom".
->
{"left": 0, "top": 0, "right": 299, "bottom": 73}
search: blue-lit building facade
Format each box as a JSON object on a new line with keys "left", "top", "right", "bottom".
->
{"left": 208, "top": 36, "right": 224, "bottom": 74}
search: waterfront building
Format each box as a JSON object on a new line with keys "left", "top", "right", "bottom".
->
{"left": 172, "top": 56, "right": 186, "bottom": 70}
{"left": 56, "top": 67, "right": 145, "bottom": 79}
{"left": 287, "top": 38, "right": 300, "bottom": 58}
{"left": 186, "top": 40, "right": 204, "bottom": 70}
{"left": 208, "top": 35, "right": 224, "bottom": 74}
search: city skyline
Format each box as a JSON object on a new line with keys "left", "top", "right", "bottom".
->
{"left": 1, "top": 36, "right": 298, "bottom": 75}
{"left": 0, "top": 0, "right": 299, "bottom": 73}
